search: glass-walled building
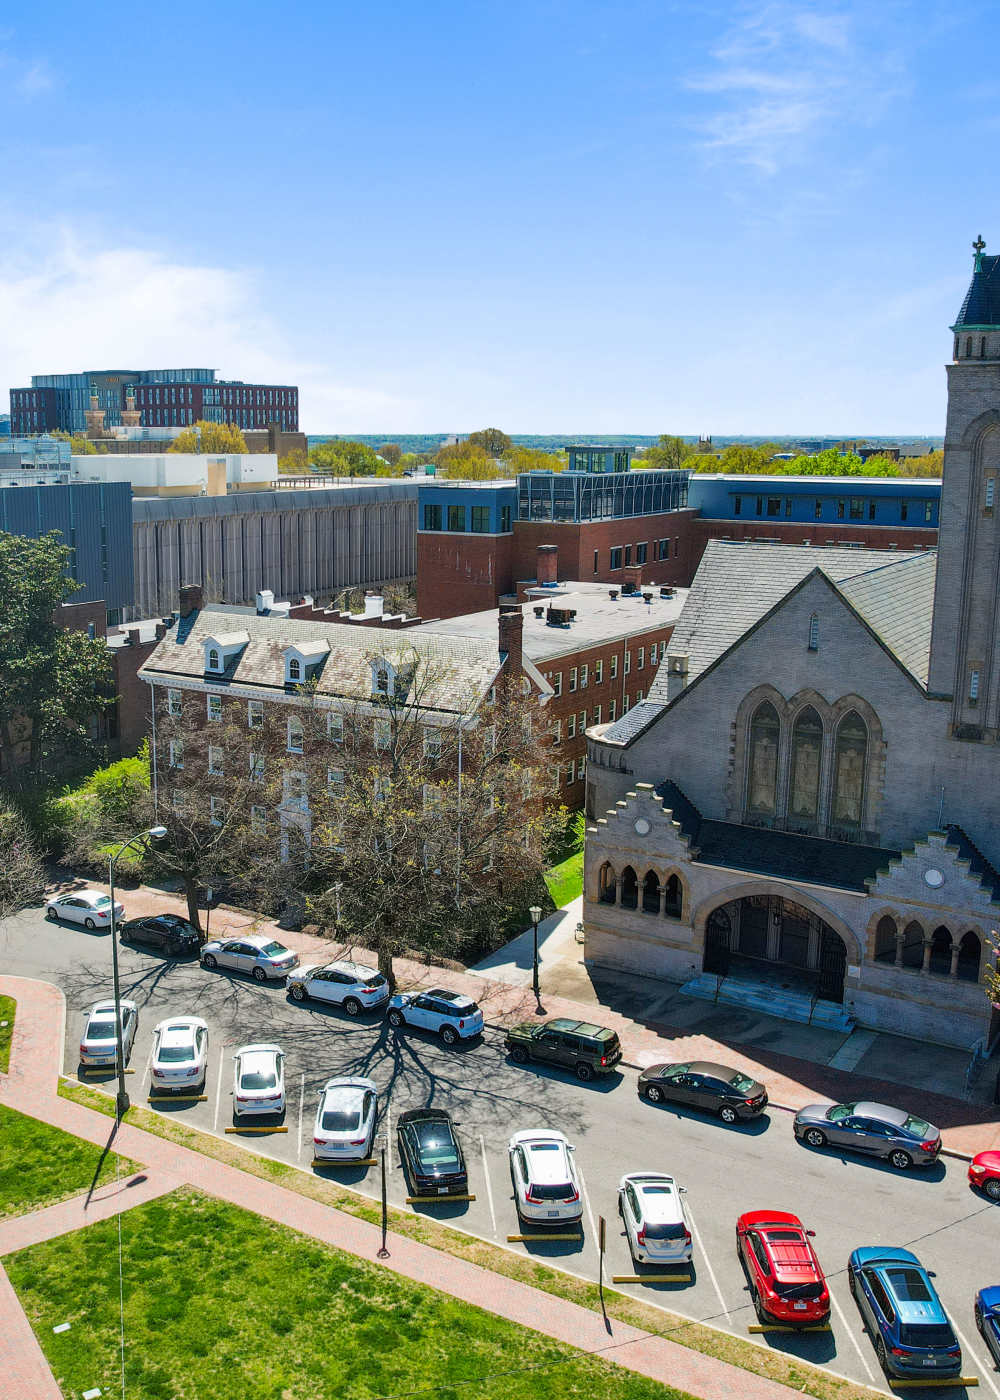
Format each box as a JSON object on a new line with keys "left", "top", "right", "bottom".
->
{"left": 518, "top": 469, "right": 689, "bottom": 523}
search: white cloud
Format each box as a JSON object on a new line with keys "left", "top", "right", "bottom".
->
{"left": 14, "top": 60, "right": 53, "bottom": 97}
{"left": 687, "top": 2, "right": 906, "bottom": 175}
{"left": 0, "top": 223, "right": 416, "bottom": 432}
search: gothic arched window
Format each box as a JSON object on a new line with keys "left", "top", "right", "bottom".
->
{"left": 874, "top": 915, "right": 896, "bottom": 962}
{"left": 642, "top": 871, "right": 660, "bottom": 913}
{"left": 831, "top": 711, "right": 867, "bottom": 832}
{"left": 598, "top": 862, "right": 616, "bottom": 904}
{"left": 747, "top": 701, "right": 780, "bottom": 817}
{"left": 620, "top": 866, "right": 638, "bottom": 910}
{"left": 958, "top": 931, "right": 982, "bottom": 982}
{"left": 789, "top": 706, "right": 823, "bottom": 825}
{"left": 664, "top": 874, "right": 683, "bottom": 919}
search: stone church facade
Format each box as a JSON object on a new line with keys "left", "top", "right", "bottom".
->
{"left": 583, "top": 243, "right": 1000, "bottom": 1050}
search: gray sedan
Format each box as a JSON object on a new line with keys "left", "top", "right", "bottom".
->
{"left": 200, "top": 934, "right": 299, "bottom": 982}
{"left": 793, "top": 1100, "right": 941, "bottom": 1170}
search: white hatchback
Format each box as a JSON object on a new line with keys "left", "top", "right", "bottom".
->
{"left": 508, "top": 1130, "right": 582, "bottom": 1225}
{"left": 150, "top": 1017, "right": 209, "bottom": 1092}
{"left": 312, "top": 1077, "right": 378, "bottom": 1162}
{"left": 618, "top": 1172, "right": 692, "bottom": 1265}
{"left": 232, "top": 1043, "right": 285, "bottom": 1117}
{"left": 47, "top": 890, "right": 125, "bottom": 930}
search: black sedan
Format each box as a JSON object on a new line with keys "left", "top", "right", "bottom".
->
{"left": 397, "top": 1109, "right": 468, "bottom": 1198}
{"left": 119, "top": 914, "right": 201, "bottom": 957}
{"left": 638, "top": 1060, "right": 768, "bottom": 1124}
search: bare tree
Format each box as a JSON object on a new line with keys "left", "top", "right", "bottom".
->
{"left": 0, "top": 802, "right": 45, "bottom": 922}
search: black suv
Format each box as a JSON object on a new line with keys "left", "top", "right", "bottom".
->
{"left": 119, "top": 914, "right": 201, "bottom": 957}
{"left": 505, "top": 1017, "right": 623, "bottom": 1081}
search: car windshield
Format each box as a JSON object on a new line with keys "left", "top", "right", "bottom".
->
{"left": 642, "top": 1221, "right": 688, "bottom": 1241}
{"left": 827, "top": 1103, "right": 856, "bottom": 1122}
{"left": 885, "top": 1268, "right": 933, "bottom": 1302}
{"left": 158, "top": 1046, "right": 195, "bottom": 1063}
{"left": 903, "top": 1115, "right": 932, "bottom": 1138}
{"left": 662, "top": 1064, "right": 689, "bottom": 1079}
{"left": 241, "top": 1068, "right": 277, "bottom": 1089}
{"left": 260, "top": 942, "right": 288, "bottom": 958}
{"left": 87, "top": 1021, "right": 116, "bottom": 1040}
{"left": 321, "top": 1108, "right": 361, "bottom": 1132}
{"left": 728, "top": 1072, "right": 757, "bottom": 1093}
{"left": 899, "top": 1324, "right": 955, "bottom": 1348}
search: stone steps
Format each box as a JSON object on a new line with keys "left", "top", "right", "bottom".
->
{"left": 679, "top": 972, "right": 855, "bottom": 1034}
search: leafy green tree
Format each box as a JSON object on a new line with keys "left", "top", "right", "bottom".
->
{"left": 641, "top": 435, "right": 693, "bottom": 471}
{"left": 379, "top": 443, "right": 402, "bottom": 466}
{"left": 435, "top": 443, "right": 504, "bottom": 479}
{"left": 0, "top": 532, "right": 115, "bottom": 782}
{"left": 52, "top": 429, "right": 97, "bottom": 455}
{"left": 505, "top": 445, "right": 568, "bottom": 473}
{"left": 278, "top": 449, "right": 309, "bottom": 475}
{"left": 168, "top": 421, "right": 249, "bottom": 454}
{"left": 467, "top": 428, "right": 512, "bottom": 458}
{"left": 308, "top": 440, "right": 383, "bottom": 476}
{"left": 902, "top": 450, "right": 943, "bottom": 478}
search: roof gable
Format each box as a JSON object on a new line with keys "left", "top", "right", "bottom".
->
{"left": 953, "top": 253, "right": 1000, "bottom": 329}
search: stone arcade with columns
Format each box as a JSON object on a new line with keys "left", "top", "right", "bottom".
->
{"left": 582, "top": 242, "right": 1000, "bottom": 1050}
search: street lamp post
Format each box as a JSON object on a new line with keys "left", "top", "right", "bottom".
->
{"left": 108, "top": 826, "right": 168, "bottom": 1122}
{"left": 529, "top": 904, "right": 544, "bottom": 1015}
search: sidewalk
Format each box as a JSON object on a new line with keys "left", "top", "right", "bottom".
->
{"left": 75, "top": 876, "right": 1000, "bottom": 1159}
{"left": 0, "top": 972, "right": 806, "bottom": 1400}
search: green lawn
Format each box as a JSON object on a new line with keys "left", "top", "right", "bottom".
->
{"left": 7, "top": 1190, "right": 691, "bottom": 1400}
{"left": 0, "top": 993, "right": 14, "bottom": 1072}
{"left": 0, "top": 1103, "right": 134, "bottom": 1219}
{"left": 545, "top": 850, "right": 583, "bottom": 907}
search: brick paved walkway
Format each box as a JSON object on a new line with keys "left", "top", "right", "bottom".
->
{"left": 0, "top": 973, "right": 807, "bottom": 1400}
{"left": 77, "top": 877, "right": 1000, "bottom": 1158}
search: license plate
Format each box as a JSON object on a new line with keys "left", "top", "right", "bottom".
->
{"left": 547, "top": 1210, "right": 559, "bottom": 1217}
{"left": 793, "top": 1303, "right": 807, "bottom": 1311}
{"left": 922, "top": 1359, "right": 936, "bottom": 1367}
{"left": 438, "top": 1186, "right": 449, "bottom": 1194}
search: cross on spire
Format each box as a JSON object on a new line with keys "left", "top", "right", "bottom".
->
{"left": 973, "top": 234, "right": 986, "bottom": 267}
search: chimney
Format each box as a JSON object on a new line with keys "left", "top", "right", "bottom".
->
{"left": 622, "top": 563, "right": 643, "bottom": 592}
{"left": 498, "top": 603, "right": 524, "bottom": 676}
{"left": 127, "top": 627, "right": 142, "bottom": 647}
{"left": 536, "top": 543, "right": 558, "bottom": 586}
{"left": 155, "top": 622, "right": 167, "bottom": 640}
{"left": 178, "top": 583, "right": 204, "bottom": 617}
{"left": 363, "top": 592, "right": 384, "bottom": 619}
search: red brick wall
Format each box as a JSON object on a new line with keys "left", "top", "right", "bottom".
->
{"left": 686, "top": 518, "right": 938, "bottom": 580}
{"left": 417, "top": 533, "right": 514, "bottom": 619}
{"left": 112, "top": 640, "right": 161, "bottom": 754}
{"left": 512, "top": 512, "right": 698, "bottom": 589}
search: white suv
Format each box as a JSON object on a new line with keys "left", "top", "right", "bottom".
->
{"left": 618, "top": 1172, "right": 692, "bottom": 1265}
{"left": 387, "top": 988, "right": 484, "bottom": 1045}
{"left": 508, "top": 1130, "right": 581, "bottom": 1225}
{"left": 287, "top": 961, "right": 389, "bottom": 1016}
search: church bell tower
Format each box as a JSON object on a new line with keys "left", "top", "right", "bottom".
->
{"left": 928, "top": 237, "right": 1000, "bottom": 738}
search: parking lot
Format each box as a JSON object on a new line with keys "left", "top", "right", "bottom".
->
{"left": 10, "top": 904, "right": 1000, "bottom": 1398}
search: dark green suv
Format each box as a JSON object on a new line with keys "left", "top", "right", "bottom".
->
{"left": 505, "top": 1017, "right": 623, "bottom": 1081}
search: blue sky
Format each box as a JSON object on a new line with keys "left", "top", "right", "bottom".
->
{"left": 0, "top": 1, "right": 996, "bottom": 434}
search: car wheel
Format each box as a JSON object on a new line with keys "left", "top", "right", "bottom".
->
{"left": 202, "top": 953, "right": 217, "bottom": 969}
{"left": 719, "top": 1104, "right": 738, "bottom": 1125}
{"left": 251, "top": 966, "right": 268, "bottom": 983}
{"left": 84, "top": 917, "right": 96, "bottom": 930}
{"left": 343, "top": 997, "right": 362, "bottom": 1018}
{"left": 753, "top": 1290, "right": 768, "bottom": 1324}
{"left": 290, "top": 983, "right": 307, "bottom": 1002}
{"left": 387, "top": 1009, "right": 404, "bottom": 1028}
{"left": 576, "top": 1062, "right": 594, "bottom": 1082}
{"left": 45, "top": 906, "right": 57, "bottom": 921}
{"left": 804, "top": 1127, "right": 827, "bottom": 1149}
{"left": 875, "top": 1337, "right": 889, "bottom": 1374}
{"left": 889, "top": 1149, "right": 912, "bottom": 1171}
{"left": 510, "top": 1044, "right": 529, "bottom": 1064}
{"left": 441, "top": 1025, "right": 459, "bottom": 1046}
{"left": 848, "top": 1268, "right": 857, "bottom": 1299}
{"left": 986, "top": 1178, "right": 1000, "bottom": 1202}
{"left": 644, "top": 1083, "right": 664, "bottom": 1104}
{"left": 976, "top": 1302, "right": 984, "bottom": 1335}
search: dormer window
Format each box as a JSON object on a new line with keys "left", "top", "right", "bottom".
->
{"left": 284, "top": 640, "right": 330, "bottom": 686}
{"left": 208, "top": 648, "right": 221, "bottom": 672}
{"left": 289, "top": 658, "right": 301, "bottom": 682}
{"left": 203, "top": 631, "right": 249, "bottom": 676}
{"left": 369, "top": 655, "right": 415, "bottom": 700}
{"left": 374, "top": 666, "right": 390, "bottom": 696}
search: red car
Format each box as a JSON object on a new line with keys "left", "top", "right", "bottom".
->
{"left": 736, "top": 1210, "right": 830, "bottom": 1327}
{"left": 969, "top": 1152, "right": 1000, "bottom": 1201}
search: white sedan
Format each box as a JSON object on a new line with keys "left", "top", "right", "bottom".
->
{"left": 47, "top": 890, "right": 125, "bottom": 930}
{"left": 79, "top": 999, "right": 138, "bottom": 1068}
{"left": 232, "top": 1043, "right": 285, "bottom": 1118}
{"left": 150, "top": 1017, "right": 209, "bottom": 1092}
{"left": 312, "top": 1077, "right": 378, "bottom": 1162}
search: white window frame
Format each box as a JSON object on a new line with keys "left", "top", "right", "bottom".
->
{"left": 208, "top": 744, "right": 224, "bottom": 775}
{"left": 168, "top": 738, "right": 183, "bottom": 769}
{"left": 637, "top": 647, "right": 644, "bottom": 670}
{"left": 610, "top": 654, "right": 619, "bottom": 680}
{"left": 207, "top": 694, "right": 223, "bottom": 723}
{"left": 569, "top": 667, "right": 578, "bottom": 692}
{"left": 593, "top": 704, "right": 602, "bottom": 724}
{"left": 250, "top": 805, "right": 267, "bottom": 836}
{"left": 167, "top": 688, "right": 183, "bottom": 718}
{"left": 423, "top": 726, "right": 441, "bottom": 761}
{"left": 374, "top": 717, "right": 391, "bottom": 751}
{"left": 579, "top": 709, "right": 586, "bottom": 733}
{"left": 580, "top": 663, "right": 588, "bottom": 689}
{"left": 209, "top": 795, "right": 225, "bottom": 827}
{"left": 552, "top": 719, "right": 562, "bottom": 746}
{"left": 327, "top": 711, "right": 344, "bottom": 745}
{"left": 207, "top": 647, "right": 221, "bottom": 673}
{"left": 248, "top": 700, "right": 264, "bottom": 729}
{"left": 565, "top": 762, "right": 575, "bottom": 786}
{"left": 422, "top": 782, "right": 443, "bottom": 811}
{"left": 609, "top": 699, "right": 617, "bottom": 721}
{"left": 576, "top": 755, "right": 586, "bottom": 780}
{"left": 327, "top": 767, "right": 345, "bottom": 798}
{"left": 283, "top": 771, "right": 308, "bottom": 812}
{"left": 287, "top": 716, "right": 304, "bottom": 754}
{"left": 624, "top": 650, "right": 631, "bottom": 675}
{"left": 594, "top": 659, "right": 603, "bottom": 684}
{"left": 551, "top": 671, "right": 562, "bottom": 697}
{"left": 249, "top": 751, "right": 264, "bottom": 782}
{"left": 567, "top": 714, "right": 576, "bottom": 739}
{"left": 288, "top": 657, "right": 302, "bottom": 683}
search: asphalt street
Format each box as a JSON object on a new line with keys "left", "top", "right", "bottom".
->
{"left": 4, "top": 902, "right": 999, "bottom": 1399}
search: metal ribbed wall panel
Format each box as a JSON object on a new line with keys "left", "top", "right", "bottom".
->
{"left": 0, "top": 481, "right": 133, "bottom": 612}
{"left": 131, "top": 484, "right": 418, "bottom": 615}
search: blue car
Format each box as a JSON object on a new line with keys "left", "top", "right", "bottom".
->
{"left": 975, "top": 1286, "right": 1000, "bottom": 1369}
{"left": 848, "top": 1246, "right": 961, "bottom": 1380}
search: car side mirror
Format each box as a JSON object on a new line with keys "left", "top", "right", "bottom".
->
{"left": 679, "top": 1186, "right": 688, "bottom": 1193}
{"left": 568, "top": 1144, "right": 576, "bottom": 1151}
{"left": 806, "top": 1229, "right": 816, "bottom": 1237}
{"left": 927, "top": 1271, "right": 937, "bottom": 1278}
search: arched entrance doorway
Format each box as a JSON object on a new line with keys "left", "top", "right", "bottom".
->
{"left": 702, "top": 894, "right": 848, "bottom": 1004}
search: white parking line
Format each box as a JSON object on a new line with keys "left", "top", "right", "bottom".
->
{"left": 141, "top": 1038, "right": 155, "bottom": 1093}
{"left": 296, "top": 1073, "right": 305, "bottom": 1163}
{"left": 213, "top": 1045, "right": 226, "bottom": 1131}
{"left": 829, "top": 1290, "right": 877, "bottom": 1384}
{"left": 479, "top": 1135, "right": 498, "bottom": 1236}
{"left": 577, "top": 1165, "right": 598, "bottom": 1243}
{"left": 684, "top": 1202, "right": 730, "bottom": 1324}
{"left": 954, "top": 1320, "right": 998, "bottom": 1399}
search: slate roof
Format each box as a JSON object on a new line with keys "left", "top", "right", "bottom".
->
{"left": 656, "top": 781, "right": 900, "bottom": 893}
{"left": 599, "top": 541, "right": 932, "bottom": 744}
{"left": 953, "top": 254, "right": 1000, "bottom": 329}
{"left": 945, "top": 825, "right": 1000, "bottom": 903}
{"left": 140, "top": 606, "right": 509, "bottom": 716}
